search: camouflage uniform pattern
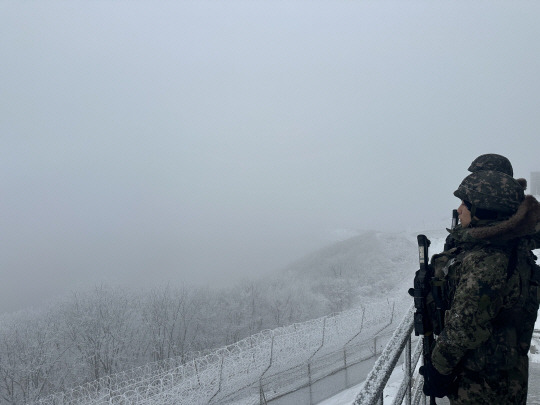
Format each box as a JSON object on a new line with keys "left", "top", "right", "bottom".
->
{"left": 430, "top": 226, "right": 539, "bottom": 405}
{"left": 454, "top": 171, "right": 525, "bottom": 214}
{"left": 468, "top": 153, "right": 514, "bottom": 176}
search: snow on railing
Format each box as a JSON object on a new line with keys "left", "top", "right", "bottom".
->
{"left": 33, "top": 299, "right": 399, "bottom": 405}
{"left": 352, "top": 304, "right": 424, "bottom": 405}
{"left": 353, "top": 309, "right": 540, "bottom": 405}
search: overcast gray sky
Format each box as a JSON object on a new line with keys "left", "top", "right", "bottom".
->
{"left": 2, "top": 1, "right": 540, "bottom": 313}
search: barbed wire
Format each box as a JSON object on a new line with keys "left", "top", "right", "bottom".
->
{"left": 33, "top": 299, "right": 399, "bottom": 405}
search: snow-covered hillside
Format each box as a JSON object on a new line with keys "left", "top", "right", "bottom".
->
{"left": 282, "top": 223, "right": 451, "bottom": 312}
{"left": 6, "top": 222, "right": 539, "bottom": 405}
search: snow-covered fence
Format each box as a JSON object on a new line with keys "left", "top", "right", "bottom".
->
{"left": 224, "top": 307, "right": 397, "bottom": 405}
{"left": 33, "top": 300, "right": 397, "bottom": 405}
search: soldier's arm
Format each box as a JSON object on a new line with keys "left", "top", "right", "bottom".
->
{"left": 431, "top": 250, "right": 510, "bottom": 375}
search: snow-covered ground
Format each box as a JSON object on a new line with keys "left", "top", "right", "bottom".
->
{"left": 320, "top": 329, "right": 540, "bottom": 405}
{"left": 316, "top": 381, "right": 364, "bottom": 405}
{"left": 317, "top": 363, "right": 406, "bottom": 405}
{"left": 530, "top": 326, "right": 540, "bottom": 364}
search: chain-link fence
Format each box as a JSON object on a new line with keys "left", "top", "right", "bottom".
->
{"left": 33, "top": 299, "right": 400, "bottom": 405}
{"left": 229, "top": 326, "right": 396, "bottom": 405}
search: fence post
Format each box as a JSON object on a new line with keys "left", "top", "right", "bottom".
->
{"left": 343, "top": 307, "right": 366, "bottom": 390}
{"left": 321, "top": 317, "right": 327, "bottom": 348}
{"left": 308, "top": 361, "right": 313, "bottom": 405}
{"left": 258, "top": 333, "right": 275, "bottom": 401}
{"left": 194, "top": 360, "right": 201, "bottom": 386}
{"left": 344, "top": 348, "right": 349, "bottom": 388}
{"left": 259, "top": 382, "right": 267, "bottom": 405}
{"left": 219, "top": 355, "right": 225, "bottom": 392}
{"left": 208, "top": 355, "right": 225, "bottom": 404}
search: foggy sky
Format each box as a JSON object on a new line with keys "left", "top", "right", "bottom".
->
{"left": 2, "top": 1, "right": 540, "bottom": 313}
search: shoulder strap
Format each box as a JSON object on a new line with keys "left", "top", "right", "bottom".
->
{"left": 506, "top": 243, "right": 519, "bottom": 280}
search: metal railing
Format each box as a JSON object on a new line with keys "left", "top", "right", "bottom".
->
{"left": 353, "top": 307, "right": 540, "bottom": 405}
{"left": 352, "top": 304, "right": 426, "bottom": 405}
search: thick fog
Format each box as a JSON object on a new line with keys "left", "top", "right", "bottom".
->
{"left": 2, "top": 1, "right": 540, "bottom": 313}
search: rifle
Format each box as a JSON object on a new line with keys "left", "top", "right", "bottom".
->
{"left": 413, "top": 235, "right": 437, "bottom": 405}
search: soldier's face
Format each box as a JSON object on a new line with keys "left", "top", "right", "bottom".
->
{"left": 457, "top": 201, "right": 472, "bottom": 227}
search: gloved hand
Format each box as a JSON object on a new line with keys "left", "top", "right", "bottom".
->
{"left": 419, "top": 362, "right": 457, "bottom": 398}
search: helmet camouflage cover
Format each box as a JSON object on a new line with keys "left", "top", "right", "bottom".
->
{"left": 468, "top": 153, "right": 513, "bottom": 176}
{"left": 454, "top": 170, "right": 524, "bottom": 214}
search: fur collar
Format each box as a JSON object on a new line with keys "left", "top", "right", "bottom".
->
{"left": 466, "top": 195, "right": 540, "bottom": 241}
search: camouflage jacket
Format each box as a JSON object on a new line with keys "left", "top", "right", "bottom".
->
{"left": 431, "top": 196, "right": 540, "bottom": 376}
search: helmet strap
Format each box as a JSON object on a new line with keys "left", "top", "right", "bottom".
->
{"left": 469, "top": 204, "right": 479, "bottom": 227}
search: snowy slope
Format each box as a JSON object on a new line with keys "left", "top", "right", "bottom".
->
{"left": 27, "top": 221, "right": 538, "bottom": 405}
{"left": 283, "top": 223, "right": 450, "bottom": 310}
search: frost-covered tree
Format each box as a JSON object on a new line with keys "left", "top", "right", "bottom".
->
{"left": 60, "top": 285, "right": 141, "bottom": 381}
{"left": 141, "top": 285, "right": 203, "bottom": 362}
{"left": 0, "top": 309, "right": 68, "bottom": 404}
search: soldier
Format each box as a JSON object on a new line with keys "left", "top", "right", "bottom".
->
{"left": 420, "top": 169, "right": 540, "bottom": 404}
{"left": 444, "top": 153, "right": 519, "bottom": 252}
{"left": 467, "top": 153, "right": 514, "bottom": 176}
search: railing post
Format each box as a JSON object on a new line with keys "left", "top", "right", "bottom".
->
{"left": 405, "top": 335, "right": 411, "bottom": 405}
{"left": 421, "top": 354, "right": 426, "bottom": 405}
{"left": 353, "top": 304, "right": 415, "bottom": 405}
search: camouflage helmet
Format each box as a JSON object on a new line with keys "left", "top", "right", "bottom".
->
{"left": 468, "top": 153, "right": 513, "bottom": 176}
{"left": 454, "top": 170, "right": 524, "bottom": 214}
